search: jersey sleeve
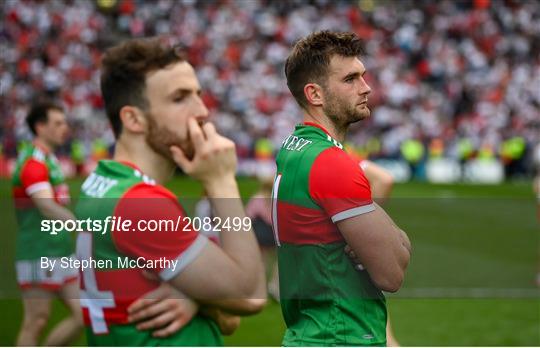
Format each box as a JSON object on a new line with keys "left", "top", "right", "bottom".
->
{"left": 112, "top": 183, "right": 208, "bottom": 281}
{"left": 309, "top": 147, "right": 376, "bottom": 223}
{"left": 20, "top": 159, "right": 52, "bottom": 195}
{"left": 359, "top": 159, "right": 369, "bottom": 171}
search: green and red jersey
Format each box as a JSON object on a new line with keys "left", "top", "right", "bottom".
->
{"left": 273, "top": 123, "right": 386, "bottom": 346}
{"left": 75, "top": 160, "right": 222, "bottom": 346}
{"left": 11, "top": 142, "right": 72, "bottom": 261}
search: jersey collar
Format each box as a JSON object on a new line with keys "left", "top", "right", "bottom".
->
{"left": 117, "top": 160, "right": 140, "bottom": 171}
{"left": 32, "top": 140, "right": 51, "bottom": 155}
{"left": 301, "top": 122, "right": 344, "bottom": 149}
{"left": 116, "top": 160, "right": 157, "bottom": 185}
{"left": 302, "top": 122, "right": 331, "bottom": 135}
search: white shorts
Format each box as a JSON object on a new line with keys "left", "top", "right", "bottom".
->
{"left": 16, "top": 255, "right": 79, "bottom": 291}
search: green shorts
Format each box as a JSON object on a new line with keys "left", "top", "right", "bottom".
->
{"left": 86, "top": 315, "right": 223, "bottom": 346}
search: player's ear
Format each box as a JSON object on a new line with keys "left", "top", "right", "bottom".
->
{"left": 304, "top": 83, "right": 324, "bottom": 107}
{"left": 119, "top": 105, "right": 147, "bottom": 134}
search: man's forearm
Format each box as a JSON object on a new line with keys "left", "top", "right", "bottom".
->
{"left": 41, "top": 202, "right": 74, "bottom": 221}
{"left": 373, "top": 203, "right": 411, "bottom": 270}
{"left": 32, "top": 194, "right": 75, "bottom": 221}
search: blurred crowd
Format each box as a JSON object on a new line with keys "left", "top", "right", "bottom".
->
{"left": 1, "top": 0, "right": 539, "bottom": 176}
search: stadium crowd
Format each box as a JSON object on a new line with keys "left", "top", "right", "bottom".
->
{"left": 1, "top": 0, "right": 539, "bottom": 176}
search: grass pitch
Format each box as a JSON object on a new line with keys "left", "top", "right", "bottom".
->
{"left": 0, "top": 178, "right": 538, "bottom": 346}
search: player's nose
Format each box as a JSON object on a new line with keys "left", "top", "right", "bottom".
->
{"left": 194, "top": 94, "right": 209, "bottom": 120}
{"left": 359, "top": 77, "right": 371, "bottom": 96}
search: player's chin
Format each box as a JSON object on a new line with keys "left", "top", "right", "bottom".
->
{"left": 352, "top": 107, "right": 370, "bottom": 121}
{"left": 55, "top": 139, "right": 68, "bottom": 147}
{"left": 161, "top": 137, "right": 195, "bottom": 161}
{"left": 184, "top": 145, "right": 195, "bottom": 160}
{"left": 358, "top": 106, "right": 370, "bottom": 119}
{"left": 178, "top": 140, "right": 195, "bottom": 160}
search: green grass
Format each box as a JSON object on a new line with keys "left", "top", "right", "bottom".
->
{"left": 0, "top": 178, "right": 538, "bottom": 346}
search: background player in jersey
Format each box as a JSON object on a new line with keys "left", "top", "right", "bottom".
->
{"left": 12, "top": 101, "right": 83, "bottom": 345}
{"left": 273, "top": 31, "right": 411, "bottom": 346}
{"left": 75, "top": 37, "right": 266, "bottom": 346}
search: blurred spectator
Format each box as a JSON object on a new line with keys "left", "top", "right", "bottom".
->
{"left": 1, "top": 0, "right": 539, "bottom": 177}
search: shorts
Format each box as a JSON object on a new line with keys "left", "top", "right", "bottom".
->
{"left": 85, "top": 315, "right": 223, "bottom": 346}
{"left": 16, "top": 255, "right": 78, "bottom": 291}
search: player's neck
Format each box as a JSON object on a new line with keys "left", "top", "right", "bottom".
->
{"left": 303, "top": 110, "right": 347, "bottom": 142}
{"left": 33, "top": 137, "right": 54, "bottom": 154}
{"left": 113, "top": 137, "right": 175, "bottom": 185}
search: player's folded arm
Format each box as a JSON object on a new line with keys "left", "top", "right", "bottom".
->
{"left": 112, "top": 183, "right": 264, "bottom": 315}
{"left": 309, "top": 148, "right": 408, "bottom": 292}
{"left": 168, "top": 243, "right": 266, "bottom": 315}
{"left": 336, "top": 207, "right": 408, "bottom": 293}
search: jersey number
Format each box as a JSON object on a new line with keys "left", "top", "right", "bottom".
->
{"left": 76, "top": 232, "right": 116, "bottom": 334}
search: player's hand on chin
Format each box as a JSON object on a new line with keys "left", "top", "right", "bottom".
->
{"left": 127, "top": 274, "right": 198, "bottom": 338}
{"left": 170, "top": 118, "right": 237, "bottom": 187}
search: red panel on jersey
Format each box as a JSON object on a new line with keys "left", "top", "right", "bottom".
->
{"left": 276, "top": 200, "right": 342, "bottom": 244}
{"left": 84, "top": 268, "right": 158, "bottom": 325}
{"left": 13, "top": 159, "right": 51, "bottom": 208}
{"left": 20, "top": 158, "right": 49, "bottom": 190}
{"left": 309, "top": 147, "right": 373, "bottom": 219}
{"left": 111, "top": 183, "right": 200, "bottom": 275}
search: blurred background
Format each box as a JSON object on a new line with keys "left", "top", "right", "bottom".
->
{"left": 1, "top": 0, "right": 539, "bottom": 182}
{"left": 0, "top": 0, "right": 539, "bottom": 346}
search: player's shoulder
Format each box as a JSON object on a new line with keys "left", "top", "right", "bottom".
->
{"left": 309, "top": 146, "right": 366, "bottom": 186}
{"left": 31, "top": 147, "right": 46, "bottom": 162}
{"left": 19, "top": 143, "right": 47, "bottom": 163}
{"left": 17, "top": 144, "right": 47, "bottom": 167}
{"left": 115, "top": 183, "right": 183, "bottom": 219}
{"left": 19, "top": 156, "right": 49, "bottom": 177}
{"left": 312, "top": 146, "right": 358, "bottom": 170}
{"left": 122, "top": 182, "right": 176, "bottom": 200}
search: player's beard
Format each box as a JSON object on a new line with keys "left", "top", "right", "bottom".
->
{"left": 322, "top": 88, "right": 370, "bottom": 129}
{"left": 145, "top": 112, "right": 195, "bottom": 161}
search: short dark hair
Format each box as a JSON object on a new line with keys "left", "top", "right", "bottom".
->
{"left": 26, "top": 100, "right": 63, "bottom": 135}
{"left": 284, "top": 31, "right": 364, "bottom": 108}
{"left": 100, "top": 38, "right": 185, "bottom": 138}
